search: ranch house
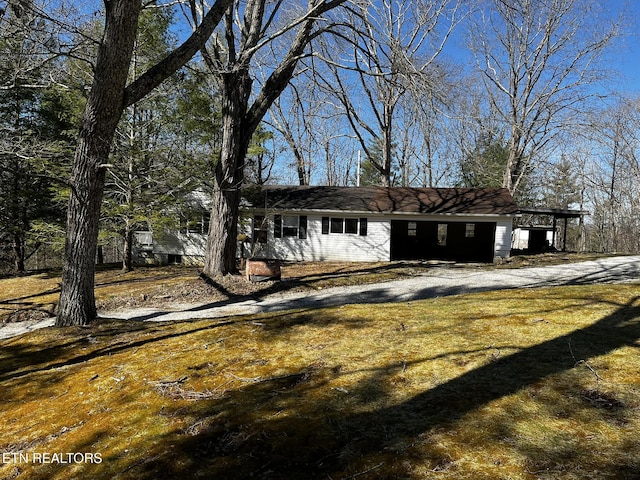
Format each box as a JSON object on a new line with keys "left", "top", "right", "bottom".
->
{"left": 135, "top": 186, "right": 519, "bottom": 265}
{"left": 239, "top": 186, "right": 518, "bottom": 263}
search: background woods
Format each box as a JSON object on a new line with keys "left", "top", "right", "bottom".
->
{"left": 0, "top": 0, "right": 638, "bottom": 323}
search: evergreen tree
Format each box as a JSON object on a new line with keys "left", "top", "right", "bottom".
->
{"left": 358, "top": 138, "right": 398, "bottom": 186}
{"left": 0, "top": 3, "right": 77, "bottom": 273}
{"left": 244, "top": 125, "right": 276, "bottom": 186}
{"left": 541, "top": 155, "right": 581, "bottom": 209}
{"left": 459, "top": 135, "right": 509, "bottom": 189}
{"left": 102, "top": 7, "right": 182, "bottom": 271}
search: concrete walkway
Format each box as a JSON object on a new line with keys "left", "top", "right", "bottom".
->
{"left": 2, "top": 255, "right": 640, "bottom": 339}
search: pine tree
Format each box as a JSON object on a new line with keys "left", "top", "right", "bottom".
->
{"left": 0, "top": 4, "right": 77, "bottom": 273}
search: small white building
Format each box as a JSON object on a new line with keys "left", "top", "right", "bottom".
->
{"left": 240, "top": 186, "right": 518, "bottom": 263}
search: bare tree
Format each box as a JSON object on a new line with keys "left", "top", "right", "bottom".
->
{"left": 468, "top": 0, "right": 621, "bottom": 196}
{"left": 398, "top": 61, "right": 459, "bottom": 187}
{"left": 268, "top": 81, "right": 316, "bottom": 186}
{"left": 56, "top": 0, "right": 232, "bottom": 326}
{"left": 315, "top": 0, "right": 462, "bottom": 186}
{"left": 584, "top": 96, "right": 640, "bottom": 253}
{"left": 194, "top": 0, "right": 348, "bottom": 277}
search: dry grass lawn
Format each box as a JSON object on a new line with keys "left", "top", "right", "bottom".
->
{"left": 0, "top": 253, "right": 640, "bottom": 480}
{"left": 1, "top": 261, "right": 639, "bottom": 479}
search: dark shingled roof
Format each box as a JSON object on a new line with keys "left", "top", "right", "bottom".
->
{"left": 243, "top": 186, "right": 518, "bottom": 215}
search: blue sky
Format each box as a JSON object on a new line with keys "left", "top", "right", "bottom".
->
{"left": 440, "top": 0, "right": 640, "bottom": 95}
{"left": 615, "top": 0, "right": 640, "bottom": 92}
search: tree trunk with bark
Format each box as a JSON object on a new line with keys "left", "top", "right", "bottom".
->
{"left": 55, "top": 0, "right": 231, "bottom": 326}
{"left": 12, "top": 233, "right": 25, "bottom": 273}
{"left": 200, "top": 0, "right": 347, "bottom": 276}
{"left": 56, "top": 0, "right": 141, "bottom": 326}
{"left": 122, "top": 221, "right": 134, "bottom": 272}
{"left": 203, "top": 70, "right": 252, "bottom": 277}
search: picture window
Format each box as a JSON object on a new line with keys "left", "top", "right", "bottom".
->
{"left": 274, "top": 215, "right": 307, "bottom": 239}
{"left": 322, "top": 217, "right": 368, "bottom": 236}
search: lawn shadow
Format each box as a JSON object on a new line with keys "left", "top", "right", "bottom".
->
{"left": 0, "top": 319, "right": 238, "bottom": 386}
{"left": 103, "top": 294, "right": 640, "bottom": 479}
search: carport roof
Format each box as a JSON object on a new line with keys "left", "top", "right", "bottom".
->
{"left": 242, "top": 186, "right": 519, "bottom": 215}
{"left": 517, "top": 207, "right": 588, "bottom": 218}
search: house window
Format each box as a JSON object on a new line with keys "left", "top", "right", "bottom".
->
{"left": 408, "top": 222, "right": 417, "bottom": 237}
{"left": 437, "top": 224, "right": 448, "bottom": 246}
{"left": 283, "top": 215, "right": 299, "bottom": 237}
{"left": 465, "top": 223, "right": 476, "bottom": 238}
{"left": 322, "top": 217, "right": 330, "bottom": 234}
{"left": 359, "top": 218, "right": 368, "bottom": 236}
{"left": 274, "top": 215, "right": 307, "bottom": 239}
{"left": 345, "top": 218, "right": 358, "bottom": 234}
{"left": 253, "top": 215, "right": 268, "bottom": 243}
{"left": 168, "top": 254, "right": 182, "bottom": 265}
{"left": 322, "top": 217, "right": 368, "bottom": 236}
{"left": 179, "top": 210, "right": 209, "bottom": 234}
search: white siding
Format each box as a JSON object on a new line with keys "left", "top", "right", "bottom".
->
{"left": 151, "top": 232, "right": 207, "bottom": 265}
{"left": 243, "top": 214, "right": 390, "bottom": 262}
{"left": 494, "top": 219, "right": 513, "bottom": 260}
{"left": 512, "top": 228, "right": 530, "bottom": 250}
{"left": 243, "top": 212, "right": 514, "bottom": 263}
{"left": 139, "top": 211, "right": 515, "bottom": 265}
{"left": 152, "top": 232, "right": 207, "bottom": 256}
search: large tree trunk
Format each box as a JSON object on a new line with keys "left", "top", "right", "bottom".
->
{"left": 57, "top": 144, "right": 108, "bottom": 325}
{"left": 55, "top": 0, "right": 231, "bottom": 326}
{"left": 56, "top": 0, "right": 141, "bottom": 327}
{"left": 203, "top": 70, "right": 252, "bottom": 277}
{"left": 204, "top": 186, "right": 242, "bottom": 275}
{"left": 200, "top": 1, "right": 345, "bottom": 276}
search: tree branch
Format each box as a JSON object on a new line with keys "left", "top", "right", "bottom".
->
{"left": 123, "top": 0, "right": 233, "bottom": 107}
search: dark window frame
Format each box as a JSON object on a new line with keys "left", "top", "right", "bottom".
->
{"left": 345, "top": 218, "right": 358, "bottom": 234}
{"left": 330, "top": 217, "right": 344, "bottom": 233}
{"left": 274, "top": 214, "right": 307, "bottom": 239}
{"left": 322, "top": 216, "right": 368, "bottom": 236}
{"left": 359, "top": 218, "right": 368, "bottom": 236}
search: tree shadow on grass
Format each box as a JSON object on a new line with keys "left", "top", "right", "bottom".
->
{"left": 35, "top": 292, "right": 640, "bottom": 480}
{"left": 113, "top": 295, "right": 640, "bottom": 479}
{"left": 0, "top": 319, "right": 239, "bottom": 386}
{"left": 3, "top": 292, "right": 640, "bottom": 479}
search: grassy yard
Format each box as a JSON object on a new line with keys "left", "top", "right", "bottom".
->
{"left": 1, "top": 266, "right": 639, "bottom": 479}
{"left": 0, "top": 252, "right": 612, "bottom": 323}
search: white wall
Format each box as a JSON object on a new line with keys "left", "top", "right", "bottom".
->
{"left": 242, "top": 212, "right": 513, "bottom": 263}
{"left": 495, "top": 218, "right": 513, "bottom": 259}
{"left": 243, "top": 214, "right": 391, "bottom": 262}
{"left": 137, "top": 213, "right": 514, "bottom": 264}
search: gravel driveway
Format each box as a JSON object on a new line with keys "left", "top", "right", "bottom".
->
{"left": 2, "top": 255, "right": 640, "bottom": 339}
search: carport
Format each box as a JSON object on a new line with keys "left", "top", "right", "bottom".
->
{"left": 517, "top": 207, "right": 588, "bottom": 252}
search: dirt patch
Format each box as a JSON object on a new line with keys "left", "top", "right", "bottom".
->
{"left": 0, "top": 253, "right": 621, "bottom": 322}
